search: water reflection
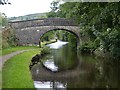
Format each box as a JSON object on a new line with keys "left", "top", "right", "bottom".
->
{"left": 31, "top": 40, "right": 120, "bottom": 89}
{"left": 93, "top": 59, "right": 120, "bottom": 88}
{"left": 42, "top": 40, "right": 78, "bottom": 72}
{"left": 34, "top": 81, "right": 67, "bottom": 90}
{"left": 47, "top": 40, "right": 68, "bottom": 49}
{"left": 43, "top": 57, "right": 58, "bottom": 72}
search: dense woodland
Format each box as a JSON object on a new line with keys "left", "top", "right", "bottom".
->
{"left": 47, "top": 2, "right": 120, "bottom": 59}
{"left": 1, "top": 2, "right": 120, "bottom": 60}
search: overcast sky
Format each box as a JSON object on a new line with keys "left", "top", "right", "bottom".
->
{"left": 0, "top": 0, "right": 54, "bottom": 17}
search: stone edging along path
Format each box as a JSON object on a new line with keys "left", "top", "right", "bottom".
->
{"left": 0, "top": 50, "right": 30, "bottom": 69}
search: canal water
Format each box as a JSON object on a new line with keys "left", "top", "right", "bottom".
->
{"left": 31, "top": 40, "right": 120, "bottom": 89}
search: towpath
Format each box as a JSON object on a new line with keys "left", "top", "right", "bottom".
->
{"left": 0, "top": 50, "right": 29, "bottom": 69}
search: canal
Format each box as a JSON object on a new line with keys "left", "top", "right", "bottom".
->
{"left": 31, "top": 40, "right": 120, "bottom": 89}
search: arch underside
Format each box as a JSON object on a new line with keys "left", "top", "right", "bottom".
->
{"left": 15, "top": 26, "right": 80, "bottom": 46}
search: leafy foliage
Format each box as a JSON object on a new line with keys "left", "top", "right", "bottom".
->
{"left": 0, "top": 0, "right": 11, "bottom": 5}
{"left": 47, "top": 2, "right": 120, "bottom": 59}
{"left": 0, "top": 13, "right": 8, "bottom": 27}
{"left": 2, "top": 28, "right": 17, "bottom": 49}
{"left": 41, "top": 46, "right": 51, "bottom": 55}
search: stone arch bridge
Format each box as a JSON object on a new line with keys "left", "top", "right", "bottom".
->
{"left": 9, "top": 18, "right": 80, "bottom": 46}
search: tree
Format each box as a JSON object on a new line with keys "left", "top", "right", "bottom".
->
{"left": 48, "top": 2, "right": 120, "bottom": 59}
{"left": 50, "top": 1, "right": 59, "bottom": 12}
{"left": 47, "top": 1, "right": 60, "bottom": 18}
{"left": 0, "top": 0, "right": 11, "bottom": 5}
{"left": 0, "top": 12, "right": 8, "bottom": 27}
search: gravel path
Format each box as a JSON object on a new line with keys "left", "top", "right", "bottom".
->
{"left": 0, "top": 50, "right": 29, "bottom": 69}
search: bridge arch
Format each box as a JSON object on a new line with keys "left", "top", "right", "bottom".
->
{"left": 39, "top": 28, "right": 79, "bottom": 47}
{"left": 9, "top": 18, "right": 80, "bottom": 46}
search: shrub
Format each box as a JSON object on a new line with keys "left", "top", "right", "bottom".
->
{"left": 41, "top": 46, "right": 50, "bottom": 55}
{"left": 79, "top": 43, "right": 91, "bottom": 53}
{"left": 79, "top": 41, "right": 98, "bottom": 54}
{"left": 2, "top": 28, "right": 17, "bottom": 49}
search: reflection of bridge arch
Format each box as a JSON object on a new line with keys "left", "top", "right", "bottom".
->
{"left": 9, "top": 18, "right": 80, "bottom": 46}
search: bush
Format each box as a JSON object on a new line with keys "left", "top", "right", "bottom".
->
{"left": 41, "top": 46, "right": 51, "bottom": 55}
{"left": 2, "top": 28, "right": 17, "bottom": 49}
{"left": 79, "top": 41, "right": 99, "bottom": 54}
{"left": 79, "top": 44, "right": 91, "bottom": 53}
{"left": 79, "top": 43, "right": 91, "bottom": 53}
{"left": 99, "top": 27, "right": 120, "bottom": 59}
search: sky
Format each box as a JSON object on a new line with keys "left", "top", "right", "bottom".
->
{"left": 0, "top": 0, "right": 54, "bottom": 17}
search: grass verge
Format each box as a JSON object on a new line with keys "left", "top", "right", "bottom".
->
{"left": 2, "top": 48, "right": 41, "bottom": 88}
{"left": 2, "top": 46, "right": 39, "bottom": 56}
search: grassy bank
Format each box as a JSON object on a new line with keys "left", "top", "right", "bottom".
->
{"left": 2, "top": 46, "right": 39, "bottom": 56}
{"left": 2, "top": 48, "right": 40, "bottom": 88}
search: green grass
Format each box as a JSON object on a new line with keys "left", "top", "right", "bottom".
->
{"left": 2, "top": 46, "right": 39, "bottom": 56}
{"left": 0, "top": 70, "right": 2, "bottom": 89}
{"left": 2, "top": 48, "right": 41, "bottom": 88}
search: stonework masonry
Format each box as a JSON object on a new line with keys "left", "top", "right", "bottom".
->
{"left": 9, "top": 18, "right": 80, "bottom": 46}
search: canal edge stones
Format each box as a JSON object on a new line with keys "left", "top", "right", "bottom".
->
{"left": 29, "top": 47, "right": 50, "bottom": 70}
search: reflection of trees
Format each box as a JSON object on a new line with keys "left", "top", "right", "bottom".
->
{"left": 50, "top": 81, "right": 67, "bottom": 90}
{"left": 53, "top": 45, "right": 78, "bottom": 71}
{"left": 93, "top": 59, "right": 120, "bottom": 88}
